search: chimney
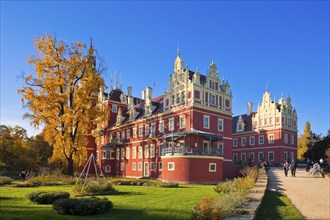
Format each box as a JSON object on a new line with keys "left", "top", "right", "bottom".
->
{"left": 127, "top": 86, "right": 132, "bottom": 96}
{"left": 247, "top": 102, "right": 253, "bottom": 116}
{"left": 127, "top": 86, "right": 134, "bottom": 110}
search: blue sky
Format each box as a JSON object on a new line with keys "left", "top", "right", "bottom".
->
{"left": 1, "top": 1, "right": 329, "bottom": 137}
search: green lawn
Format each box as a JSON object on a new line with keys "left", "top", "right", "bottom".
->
{"left": 0, "top": 184, "right": 215, "bottom": 220}
{"left": 256, "top": 190, "right": 305, "bottom": 220}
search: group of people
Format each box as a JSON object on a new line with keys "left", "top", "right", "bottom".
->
{"left": 283, "top": 159, "right": 298, "bottom": 177}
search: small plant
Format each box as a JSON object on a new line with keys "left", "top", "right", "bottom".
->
{"left": 0, "top": 176, "right": 12, "bottom": 185}
{"left": 240, "top": 166, "right": 259, "bottom": 180}
{"left": 52, "top": 197, "right": 113, "bottom": 215}
{"left": 157, "top": 181, "right": 179, "bottom": 188}
{"left": 27, "top": 191, "right": 70, "bottom": 204}
{"left": 73, "top": 179, "right": 117, "bottom": 196}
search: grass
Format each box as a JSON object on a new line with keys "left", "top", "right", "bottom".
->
{"left": 0, "top": 184, "right": 215, "bottom": 220}
{"left": 256, "top": 190, "right": 305, "bottom": 220}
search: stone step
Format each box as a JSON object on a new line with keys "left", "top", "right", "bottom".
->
{"left": 250, "top": 186, "right": 266, "bottom": 193}
{"left": 255, "top": 183, "right": 267, "bottom": 187}
{"left": 225, "top": 215, "right": 255, "bottom": 220}
{"left": 247, "top": 192, "right": 264, "bottom": 202}
{"left": 236, "top": 201, "right": 261, "bottom": 215}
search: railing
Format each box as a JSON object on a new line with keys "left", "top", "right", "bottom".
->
{"left": 161, "top": 146, "right": 223, "bottom": 157}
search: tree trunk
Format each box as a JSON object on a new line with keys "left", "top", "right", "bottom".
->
{"left": 67, "top": 156, "right": 74, "bottom": 176}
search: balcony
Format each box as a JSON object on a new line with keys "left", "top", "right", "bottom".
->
{"left": 161, "top": 146, "right": 223, "bottom": 157}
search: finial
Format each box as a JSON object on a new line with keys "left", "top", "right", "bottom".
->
{"left": 120, "top": 72, "right": 122, "bottom": 90}
{"left": 177, "top": 41, "right": 180, "bottom": 56}
{"left": 266, "top": 83, "right": 268, "bottom": 92}
{"left": 195, "top": 67, "right": 199, "bottom": 73}
{"left": 281, "top": 90, "right": 284, "bottom": 98}
{"left": 110, "top": 74, "right": 113, "bottom": 90}
{"left": 212, "top": 59, "right": 214, "bottom": 64}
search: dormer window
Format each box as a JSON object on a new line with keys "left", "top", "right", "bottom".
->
{"left": 112, "top": 105, "right": 117, "bottom": 113}
{"left": 236, "top": 116, "right": 245, "bottom": 132}
{"left": 211, "top": 82, "right": 215, "bottom": 90}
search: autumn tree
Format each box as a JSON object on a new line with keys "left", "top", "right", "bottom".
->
{"left": 297, "top": 121, "right": 312, "bottom": 160}
{"left": 18, "top": 34, "right": 105, "bottom": 176}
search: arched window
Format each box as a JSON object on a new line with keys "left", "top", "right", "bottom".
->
{"left": 105, "top": 165, "right": 111, "bottom": 173}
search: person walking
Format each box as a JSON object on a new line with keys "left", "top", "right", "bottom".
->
{"left": 283, "top": 161, "right": 289, "bottom": 177}
{"left": 290, "top": 159, "right": 297, "bottom": 177}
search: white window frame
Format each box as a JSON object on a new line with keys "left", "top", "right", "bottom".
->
{"left": 249, "top": 152, "right": 255, "bottom": 162}
{"left": 121, "top": 130, "right": 125, "bottom": 139}
{"left": 169, "top": 118, "right": 174, "bottom": 131}
{"left": 268, "top": 151, "right": 274, "bottom": 161}
{"left": 150, "top": 162, "right": 155, "bottom": 171}
{"left": 210, "top": 94, "right": 216, "bottom": 105}
{"left": 159, "top": 121, "right": 164, "bottom": 132}
{"left": 159, "top": 162, "right": 162, "bottom": 171}
{"left": 126, "top": 129, "right": 130, "bottom": 139}
{"left": 241, "top": 153, "right": 246, "bottom": 162}
{"left": 132, "top": 162, "right": 136, "bottom": 170}
{"left": 218, "top": 142, "right": 224, "bottom": 156}
{"left": 132, "top": 147, "right": 136, "bottom": 159}
{"left": 133, "top": 127, "right": 137, "bottom": 138}
{"left": 151, "top": 122, "right": 156, "bottom": 136}
{"left": 138, "top": 162, "right": 142, "bottom": 171}
{"left": 139, "top": 126, "right": 143, "bottom": 137}
{"left": 168, "top": 162, "right": 175, "bottom": 171}
{"left": 233, "top": 138, "right": 238, "bottom": 147}
{"left": 138, "top": 146, "right": 142, "bottom": 158}
{"left": 258, "top": 135, "right": 264, "bottom": 144}
{"left": 145, "top": 125, "right": 149, "bottom": 136}
{"left": 126, "top": 147, "right": 130, "bottom": 159}
{"left": 209, "top": 163, "right": 216, "bottom": 172}
{"left": 284, "top": 133, "right": 288, "bottom": 144}
{"left": 112, "top": 105, "right": 117, "bottom": 113}
{"left": 268, "top": 134, "right": 274, "bottom": 143}
{"left": 144, "top": 145, "right": 149, "bottom": 158}
{"left": 150, "top": 144, "right": 155, "bottom": 158}
{"left": 284, "top": 151, "right": 288, "bottom": 162}
{"left": 203, "top": 115, "right": 210, "bottom": 129}
{"left": 233, "top": 153, "right": 238, "bottom": 161}
{"left": 290, "top": 135, "right": 294, "bottom": 145}
{"left": 218, "top": 118, "right": 224, "bottom": 131}
{"left": 241, "top": 137, "right": 247, "bottom": 146}
{"left": 105, "top": 165, "right": 111, "bottom": 173}
{"left": 116, "top": 148, "right": 120, "bottom": 160}
{"left": 179, "top": 115, "right": 186, "bottom": 129}
{"left": 250, "top": 136, "right": 255, "bottom": 145}
{"left": 120, "top": 163, "right": 124, "bottom": 171}
{"left": 258, "top": 152, "right": 265, "bottom": 161}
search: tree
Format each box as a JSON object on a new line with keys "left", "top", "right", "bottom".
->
{"left": 297, "top": 121, "right": 312, "bottom": 160}
{"left": 304, "top": 130, "right": 330, "bottom": 161}
{"left": 18, "top": 34, "right": 105, "bottom": 176}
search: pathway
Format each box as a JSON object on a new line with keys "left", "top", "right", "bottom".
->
{"left": 267, "top": 167, "right": 330, "bottom": 220}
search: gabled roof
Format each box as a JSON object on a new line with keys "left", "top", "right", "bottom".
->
{"left": 232, "top": 113, "right": 256, "bottom": 133}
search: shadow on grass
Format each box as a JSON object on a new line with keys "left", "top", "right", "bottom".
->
{"left": 0, "top": 196, "right": 15, "bottom": 201}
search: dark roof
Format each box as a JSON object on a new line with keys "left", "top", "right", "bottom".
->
{"left": 232, "top": 113, "right": 256, "bottom": 133}
{"left": 101, "top": 143, "right": 115, "bottom": 150}
{"left": 186, "top": 69, "right": 207, "bottom": 85}
{"left": 107, "top": 89, "right": 123, "bottom": 102}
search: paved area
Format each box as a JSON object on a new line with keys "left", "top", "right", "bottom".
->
{"left": 267, "top": 167, "right": 330, "bottom": 220}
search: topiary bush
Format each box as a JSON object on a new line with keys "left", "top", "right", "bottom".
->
{"left": 0, "top": 176, "right": 12, "bottom": 185}
{"left": 52, "top": 197, "right": 113, "bottom": 215}
{"left": 27, "top": 191, "right": 70, "bottom": 204}
{"left": 73, "top": 179, "right": 117, "bottom": 196}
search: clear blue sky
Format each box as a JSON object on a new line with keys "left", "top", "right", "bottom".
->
{"left": 1, "top": 1, "right": 329, "bottom": 137}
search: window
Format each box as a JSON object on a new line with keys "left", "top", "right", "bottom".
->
{"left": 176, "top": 94, "right": 180, "bottom": 103}
{"left": 132, "top": 147, "right": 136, "bottom": 159}
{"left": 150, "top": 144, "right": 155, "bottom": 158}
{"left": 249, "top": 152, "right": 254, "bottom": 162}
{"left": 233, "top": 154, "right": 238, "bottom": 161}
{"left": 138, "top": 146, "right": 142, "bottom": 158}
{"left": 109, "top": 133, "right": 113, "bottom": 142}
{"left": 203, "top": 115, "right": 210, "bottom": 129}
{"left": 159, "top": 121, "right": 164, "bottom": 132}
{"left": 120, "top": 163, "right": 124, "bottom": 170}
{"left": 238, "top": 124, "right": 243, "bottom": 131}
{"left": 168, "top": 162, "right": 175, "bottom": 171}
{"left": 159, "top": 162, "right": 162, "bottom": 171}
{"left": 241, "top": 153, "right": 246, "bottom": 162}
{"left": 269, "top": 117, "right": 273, "bottom": 125}
{"left": 211, "top": 82, "right": 215, "bottom": 90}
{"left": 116, "top": 148, "right": 120, "bottom": 160}
{"left": 106, "top": 150, "right": 111, "bottom": 159}
{"left": 105, "top": 165, "right": 111, "bottom": 173}
{"left": 210, "top": 94, "right": 216, "bottom": 105}
{"left": 284, "top": 133, "right": 288, "bottom": 144}
{"left": 268, "top": 134, "right": 274, "bottom": 143}
{"left": 139, "top": 126, "right": 143, "bottom": 137}
{"left": 284, "top": 151, "right": 288, "bottom": 162}
{"left": 233, "top": 139, "right": 238, "bottom": 147}
{"left": 218, "top": 119, "right": 224, "bottom": 131}
{"left": 121, "top": 131, "right": 125, "bottom": 139}
{"left": 138, "top": 162, "right": 142, "bottom": 170}
{"left": 169, "top": 118, "right": 174, "bottom": 131}
{"left": 172, "top": 95, "right": 175, "bottom": 105}
{"left": 209, "top": 163, "right": 216, "bottom": 172}
{"left": 132, "top": 162, "right": 136, "bottom": 170}
{"left": 112, "top": 105, "right": 117, "bottom": 113}
{"left": 258, "top": 152, "right": 265, "bottom": 162}
{"left": 268, "top": 152, "right": 274, "bottom": 161}
{"left": 145, "top": 145, "right": 149, "bottom": 158}
{"left": 120, "top": 148, "right": 124, "bottom": 159}
{"left": 181, "top": 91, "right": 185, "bottom": 103}
{"left": 159, "top": 143, "right": 164, "bottom": 157}
{"left": 151, "top": 123, "right": 156, "bottom": 136}
{"left": 133, "top": 127, "right": 137, "bottom": 138}
{"left": 117, "top": 131, "right": 120, "bottom": 139}
{"left": 290, "top": 135, "right": 294, "bottom": 144}
{"left": 241, "top": 138, "right": 247, "bottom": 146}
{"left": 150, "top": 162, "right": 155, "bottom": 171}
{"left": 218, "top": 142, "right": 224, "bottom": 156}
{"left": 126, "top": 147, "right": 130, "bottom": 159}
{"left": 126, "top": 129, "right": 130, "bottom": 139}
{"left": 290, "top": 152, "right": 294, "bottom": 161}
{"left": 259, "top": 135, "right": 264, "bottom": 144}
{"left": 145, "top": 125, "right": 149, "bottom": 136}
{"left": 250, "top": 136, "right": 255, "bottom": 145}
{"left": 179, "top": 115, "right": 186, "bottom": 129}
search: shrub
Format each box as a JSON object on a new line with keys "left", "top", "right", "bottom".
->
{"left": 52, "top": 197, "right": 113, "bottom": 215}
{"left": 157, "top": 181, "right": 179, "bottom": 188}
{"left": 25, "top": 174, "right": 77, "bottom": 186}
{"left": 73, "top": 179, "right": 117, "bottom": 196}
{"left": 240, "top": 166, "right": 259, "bottom": 180}
{"left": 214, "top": 177, "right": 255, "bottom": 194}
{"left": 0, "top": 176, "right": 12, "bottom": 185}
{"left": 27, "top": 191, "right": 70, "bottom": 204}
{"left": 112, "top": 179, "right": 156, "bottom": 186}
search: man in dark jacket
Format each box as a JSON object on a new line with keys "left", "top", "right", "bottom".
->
{"left": 290, "top": 160, "right": 298, "bottom": 177}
